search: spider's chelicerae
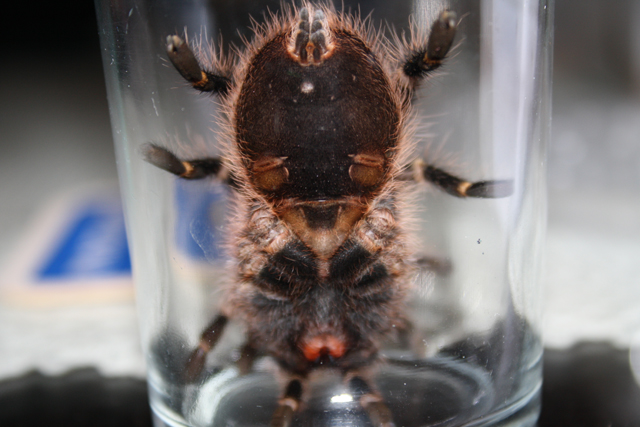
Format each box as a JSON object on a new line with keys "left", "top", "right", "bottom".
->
{"left": 144, "top": 3, "right": 512, "bottom": 426}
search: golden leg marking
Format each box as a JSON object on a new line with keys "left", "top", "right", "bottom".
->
{"left": 456, "top": 180, "right": 472, "bottom": 197}
{"left": 270, "top": 378, "right": 303, "bottom": 427}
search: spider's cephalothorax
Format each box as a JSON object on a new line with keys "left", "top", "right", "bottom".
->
{"left": 143, "top": 3, "right": 512, "bottom": 426}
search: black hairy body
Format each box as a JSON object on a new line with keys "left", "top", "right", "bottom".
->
{"left": 230, "top": 195, "right": 406, "bottom": 376}
{"left": 143, "top": 3, "right": 512, "bottom": 426}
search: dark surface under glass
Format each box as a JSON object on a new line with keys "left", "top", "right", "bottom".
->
{"left": 1, "top": 342, "right": 639, "bottom": 427}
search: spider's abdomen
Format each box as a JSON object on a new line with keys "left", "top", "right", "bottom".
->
{"left": 235, "top": 30, "right": 399, "bottom": 201}
{"left": 227, "top": 194, "right": 407, "bottom": 375}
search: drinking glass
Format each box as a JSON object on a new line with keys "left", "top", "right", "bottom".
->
{"left": 95, "top": 0, "right": 552, "bottom": 425}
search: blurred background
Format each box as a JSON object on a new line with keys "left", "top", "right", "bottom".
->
{"left": 0, "top": 0, "right": 639, "bottom": 426}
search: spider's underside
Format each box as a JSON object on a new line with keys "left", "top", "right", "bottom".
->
{"left": 143, "top": 3, "right": 512, "bottom": 427}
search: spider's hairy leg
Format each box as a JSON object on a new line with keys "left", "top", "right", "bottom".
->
{"left": 415, "top": 254, "right": 452, "bottom": 275}
{"left": 403, "top": 10, "right": 457, "bottom": 80}
{"left": 236, "top": 341, "right": 259, "bottom": 376}
{"left": 142, "top": 143, "right": 234, "bottom": 184}
{"left": 166, "top": 35, "right": 232, "bottom": 94}
{"left": 399, "top": 160, "right": 514, "bottom": 198}
{"left": 184, "top": 315, "right": 228, "bottom": 382}
{"left": 422, "top": 163, "right": 513, "bottom": 198}
{"left": 348, "top": 375, "right": 395, "bottom": 427}
{"left": 270, "top": 377, "right": 304, "bottom": 427}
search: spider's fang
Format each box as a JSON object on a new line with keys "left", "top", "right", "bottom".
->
{"left": 290, "top": 7, "right": 332, "bottom": 64}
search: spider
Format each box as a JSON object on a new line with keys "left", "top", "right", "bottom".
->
{"left": 143, "top": 3, "right": 511, "bottom": 426}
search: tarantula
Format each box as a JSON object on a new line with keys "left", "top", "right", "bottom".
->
{"left": 144, "top": 3, "right": 511, "bottom": 426}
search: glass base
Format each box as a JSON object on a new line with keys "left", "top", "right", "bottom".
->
{"left": 149, "top": 357, "right": 541, "bottom": 427}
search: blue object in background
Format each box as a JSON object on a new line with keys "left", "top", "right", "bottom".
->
{"left": 37, "top": 200, "right": 131, "bottom": 281}
{"left": 34, "top": 179, "right": 227, "bottom": 283}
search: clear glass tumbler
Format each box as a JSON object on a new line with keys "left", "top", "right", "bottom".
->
{"left": 95, "top": 0, "right": 552, "bottom": 426}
